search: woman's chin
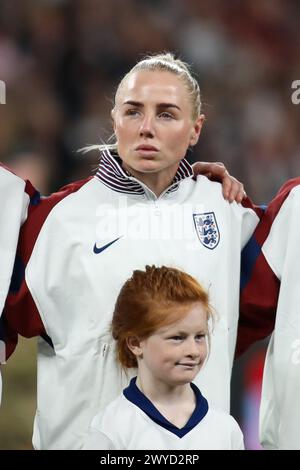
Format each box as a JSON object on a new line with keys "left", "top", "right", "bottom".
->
{"left": 132, "top": 162, "right": 162, "bottom": 174}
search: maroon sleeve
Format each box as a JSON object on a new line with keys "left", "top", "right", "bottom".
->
{"left": 236, "top": 178, "right": 300, "bottom": 357}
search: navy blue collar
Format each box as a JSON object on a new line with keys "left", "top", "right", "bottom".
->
{"left": 95, "top": 148, "right": 194, "bottom": 196}
{"left": 123, "top": 377, "right": 209, "bottom": 438}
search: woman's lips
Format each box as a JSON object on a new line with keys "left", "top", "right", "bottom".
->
{"left": 136, "top": 145, "right": 158, "bottom": 152}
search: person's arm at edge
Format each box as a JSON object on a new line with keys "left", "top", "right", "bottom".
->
{"left": 236, "top": 178, "right": 300, "bottom": 356}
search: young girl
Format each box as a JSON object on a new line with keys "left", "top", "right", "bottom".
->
{"left": 84, "top": 265, "right": 244, "bottom": 450}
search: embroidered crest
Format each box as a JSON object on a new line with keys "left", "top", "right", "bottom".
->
{"left": 193, "top": 212, "right": 220, "bottom": 250}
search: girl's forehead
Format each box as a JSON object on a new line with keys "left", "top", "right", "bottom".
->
{"left": 156, "top": 304, "right": 209, "bottom": 334}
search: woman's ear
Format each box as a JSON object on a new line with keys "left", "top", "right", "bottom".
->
{"left": 126, "top": 336, "right": 143, "bottom": 358}
{"left": 189, "top": 114, "right": 205, "bottom": 146}
{"left": 111, "top": 108, "right": 116, "bottom": 132}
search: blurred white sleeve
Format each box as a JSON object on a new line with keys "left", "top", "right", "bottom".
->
{"left": 0, "top": 166, "right": 30, "bottom": 406}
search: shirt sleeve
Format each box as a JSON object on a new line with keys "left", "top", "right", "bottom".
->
{"left": 0, "top": 165, "right": 30, "bottom": 314}
{"left": 237, "top": 178, "right": 300, "bottom": 356}
{"left": 0, "top": 173, "right": 46, "bottom": 360}
{"left": 0, "top": 164, "right": 37, "bottom": 403}
{"left": 1, "top": 176, "right": 91, "bottom": 360}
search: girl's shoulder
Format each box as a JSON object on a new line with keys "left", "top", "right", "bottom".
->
{"left": 204, "top": 407, "right": 241, "bottom": 430}
{"left": 90, "top": 393, "right": 135, "bottom": 430}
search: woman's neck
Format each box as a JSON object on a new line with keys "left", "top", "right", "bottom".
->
{"left": 122, "top": 164, "right": 178, "bottom": 197}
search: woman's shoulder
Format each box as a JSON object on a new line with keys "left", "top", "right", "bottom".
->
{"left": 186, "top": 174, "right": 224, "bottom": 202}
{"left": 193, "top": 174, "right": 222, "bottom": 190}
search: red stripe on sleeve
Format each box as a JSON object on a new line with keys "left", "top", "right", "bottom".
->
{"left": 3, "top": 177, "right": 92, "bottom": 359}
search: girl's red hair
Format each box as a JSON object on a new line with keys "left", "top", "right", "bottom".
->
{"left": 112, "top": 265, "right": 213, "bottom": 368}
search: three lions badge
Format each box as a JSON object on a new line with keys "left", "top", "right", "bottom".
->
{"left": 193, "top": 212, "right": 220, "bottom": 250}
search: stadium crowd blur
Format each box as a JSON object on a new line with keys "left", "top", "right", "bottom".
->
{"left": 1, "top": 0, "right": 299, "bottom": 200}
{"left": 0, "top": 0, "right": 299, "bottom": 449}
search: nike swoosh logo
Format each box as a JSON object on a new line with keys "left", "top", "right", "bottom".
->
{"left": 93, "top": 237, "right": 121, "bottom": 254}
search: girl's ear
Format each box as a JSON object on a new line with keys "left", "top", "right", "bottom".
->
{"left": 126, "top": 336, "right": 143, "bottom": 358}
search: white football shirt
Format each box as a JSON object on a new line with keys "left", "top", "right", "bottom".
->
{"left": 3, "top": 151, "right": 259, "bottom": 449}
{"left": 260, "top": 184, "right": 300, "bottom": 449}
{"left": 84, "top": 378, "right": 244, "bottom": 450}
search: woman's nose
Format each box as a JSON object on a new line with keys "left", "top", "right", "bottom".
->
{"left": 139, "top": 115, "right": 155, "bottom": 137}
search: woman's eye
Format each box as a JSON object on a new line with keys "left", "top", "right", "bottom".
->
{"left": 159, "top": 112, "right": 174, "bottom": 119}
{"left": 125, "top": 109, "right": 139, "bottom": 116}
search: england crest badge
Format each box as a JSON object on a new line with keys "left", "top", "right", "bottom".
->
{"left": 193, "top": 212, "right": 220, "bottom": 250}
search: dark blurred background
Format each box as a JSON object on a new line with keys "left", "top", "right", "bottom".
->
{"left": 0, "top": 0, "right": 299, "bottom": 449}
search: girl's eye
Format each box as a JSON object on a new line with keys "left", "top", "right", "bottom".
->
{"left": 195, "top": 334, "right": 206, "bottom": 341}
{"left": 170, "top": 336, "right": 183, "bottom": 341}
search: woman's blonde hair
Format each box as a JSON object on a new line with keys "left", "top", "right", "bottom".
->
{"left": 82, "top": 53, "right": 201, "bottom": 155}
{"left": 116, "top": 53, "right": 201, "bottom": 120}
